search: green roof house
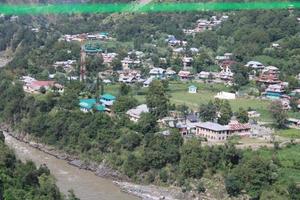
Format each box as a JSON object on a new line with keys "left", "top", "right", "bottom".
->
{"left": 79, "top": 99, "right": 96, "bottom": 112}
{"left": 95, "top": 104, "right": 106, "bottom": 112}
{"left": 100, "top": 93, "right": 116, "bottom": 106}
{"left": 79, "top": 98, "right": 106, "bottom": 113}
{"left": 83, "top": 43, "right": 102, "bottom": 54}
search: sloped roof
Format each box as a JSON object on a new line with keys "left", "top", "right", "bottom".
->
{"left": 126, "top": 104, "right": 149, "bottom": 118}
{"left": 196, "top": 122, "right": 229, "bottom": 131}
{"left": 79, "top": 99, "right": 97, "bottom": 109}
{"left": 101, "top": 93, "right": 116, "bottom": 101}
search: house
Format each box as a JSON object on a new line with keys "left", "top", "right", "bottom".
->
{"left": 228, "top": 120, "right": 251, "bottom": 137}
{"left": 272, "top": 43, "right": 281, "bottom": 48}
{"left": 182, "top": 57, "right": 193, "bottom": 70}
{"left": 196, "top": 121, "right": 251, "bottom": 141}
{"left": 119, "top": 75, "right": 137, "bottom": 84}
{"left": 126, "top": 104, "right": 149, "bottom": 122}
{"left": 23, "top": 80, "right": 63, "bottom": 94}
{"left": 178, "top": 70, "right": 192, "bottom": 81}
{"left": 83, "top": 43, "right": 103, "bottom": 54}
{"left": 264, "top": 83, "right": 286, "bottom": 99}
{"left": 87, "top": 34, "right": 97, "bottom": 40}
{"left": 188, "top": 85, "right": 197, "bottom": 94}
{"left": 98, "top": 32, "right": 109, "bottom": 39}
{"left": 79, "top": 98, "right": 105, "bottom": 113}
{"left": 121, "top": 57, "right": 141, "bottom": 70}
{"left": 198, "top": 71, "right": 214, "bottom": 80}
{"left": 176, "top": 123, "right": 188, "bottom": 136}
{"left": 186, "top": 113, "right": 199, "bottom": 123}
{"left": 149, "top": 67, "right": 166, "bottom": 79}
{"left": 287, "top": 118, "right": 300, "bottom": 128}
{"left": 21, "top": 76, "right": 36, "bottom": 84}
{"left": 196, "top": 122, "right": 229, "bottom": 141}
{"left": 219, "top": 60, "right": 235, "bottom": 81}
{"left": 291, "top": 89, "right": 300, "bottom": 96}
{"left": 79, "top": 99, "right": 96, "bottom": 112}
{"left": 245, "top": 61, "right": 265, "bottom": 69}
{"left": 166, "top": 69, "right": 177, "bottom": 79}
{"left": 215, "top": 53, "right": 233, "bottom": 62}
{"left": 118, "top": 70, "right": 141, "bottom": 84}
{"left": 103, "top": 79, "right": 112, "bottom": 84}
{"left": 166, "top": 35, "right": 187, "bottom": 47}
{"left": 158, "top": 117, "right": 177, "bottom": 128}
{"left": 173, "top": 47, "right": 185, "bottom": 55}
{"left": 215, "top": 92, "right": 236, "bottom": 100}
{"left": 190, "top": 48, "right": 199, "bottom": 54}
{"left": 53, "top": 60, "right": 76, "bottom": 73}
{"left": 248, "top": 111, "right": 261, "bottom": 118}
{"left": 143, "top": 77, "right": 155, "bottom": 87}
{"left": 102, "top": 53, "right": 118, "bottom": 64}
{"left": 258, "top": 66, "right": 281, "bottom": 84}
{"left": 100, "top": 93, "right": 116, "bottom": 106}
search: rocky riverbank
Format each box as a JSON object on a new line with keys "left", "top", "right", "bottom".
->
{"left": 0, "top": 124, "right": 186, "bottom": 200}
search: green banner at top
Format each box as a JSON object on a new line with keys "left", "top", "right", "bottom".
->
{"left": 0, "top": 2, "right": 299, "bottom": 15}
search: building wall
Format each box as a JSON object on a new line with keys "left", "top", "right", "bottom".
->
{"left": 196, "top": 127, "right": 228, "bottom": 141}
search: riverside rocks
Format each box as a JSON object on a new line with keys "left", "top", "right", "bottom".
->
{"left": 1, "top": 124, "right": 187, "bottom": 200}
{"left": 0, "top": 124, "right": 128, "bottom": 181}
{"left": 115, "top": 182, "right": 184, "bottom": 200}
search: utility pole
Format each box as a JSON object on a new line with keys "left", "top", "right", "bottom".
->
{"left": 80, "top": 46, "right": 87, "bottom": 82}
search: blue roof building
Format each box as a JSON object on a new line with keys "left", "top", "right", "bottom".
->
{"left": 79, "top": 98, "right": 106, "bottom": 113}
{"left": 100, "top": 93, "right": 116, "bottom": 106}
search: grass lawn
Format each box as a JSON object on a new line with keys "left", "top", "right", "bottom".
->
{"left": 275, "top": 128, "right": 300, "bottom": 139}
{"left": 244, "top": 145, "right": 300, "bottom": 183}
{"left": 105, "top": 81, "right": 298, "bottom": 122}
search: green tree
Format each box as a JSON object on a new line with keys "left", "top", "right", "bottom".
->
{"left": 199, "top": 101, "right": 217, "bottom": 122}
{"left": 225, "top": 174, "right": 243, "bottom": 196}
{"left": 112, "top": 57, "right": 122, "bottom": 71}
{"left": 119, "top": 83, "right": 131, "bottom": 96}
{"left": 179, "top": 140, "right": 205, "bottom": 178}
{"left": 113, "top": 96, "right": 138, "bottom": 113}
{"left": 288, "top": 181, "right": 300, "bottom": 200}
{"left": 146, "top": 80, "right": 169, "bottom": 119}
{"left": 232, "top": 64, "right": 250, "bottom": 89}
{"left": 218, "top": 100, "right": 233, "bottom": 125}
{"left": 235, "top": 107, "right": 249, "bottom": 123}
{"left": 137, "top": 113, "right": 159, "bottom": 134}
{"left": 269, "top": 101, "right": 288, "bottom": 128}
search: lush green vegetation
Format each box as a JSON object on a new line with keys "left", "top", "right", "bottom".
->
{"left": 0, "top": 2, "right": 299, "bottom": 199}
{"left": 1, "top": 72, "right": 300, "bottom": 199}
{"left": 275, "top": 128, "right": 300, "bottom": 139}
{"left": 0, "top": 133, "right": 77, "bottom": 200}
{"left": 104, "top": 82, "right": 275, "bottom": 121}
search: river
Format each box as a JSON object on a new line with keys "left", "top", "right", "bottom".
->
{"left": 4, "top": 133, "right": 139, "bottom": 200}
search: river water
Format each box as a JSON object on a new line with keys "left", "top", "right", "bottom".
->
{"left": 4, "top": 133, "right": 139, "bottom": 200}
